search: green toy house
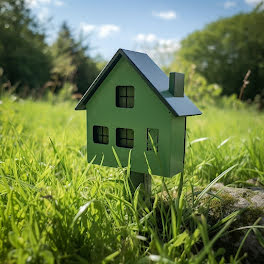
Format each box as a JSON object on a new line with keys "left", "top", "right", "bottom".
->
{"left": 75, "top": 49, "right": 201, "bottom": 178}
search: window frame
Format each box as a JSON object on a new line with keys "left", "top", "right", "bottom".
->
{"left": 116, "top": 86, "right": 135, "bottom": 108}
{"left": 93, "top": 125, "right": 109, "bottom": 145}
{"left": 116, "top": 128, "right": 134, "bottom": 148}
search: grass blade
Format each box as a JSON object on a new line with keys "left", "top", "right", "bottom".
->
{"left": 195, "top": 164, "right": 238, "bottom": 205}
{"left": 71, "top": 199, "right": 95, "bottom": 226}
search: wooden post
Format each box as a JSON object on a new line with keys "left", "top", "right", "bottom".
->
{"left": 143, "top": 173, "right": 151, "bottom": 196}
{"left": 129, "top": 171, "right": 151, "bottom": 202}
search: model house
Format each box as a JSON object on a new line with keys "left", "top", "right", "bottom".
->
{"left": 75, "top": 49, "right": 201, "bottom": 177}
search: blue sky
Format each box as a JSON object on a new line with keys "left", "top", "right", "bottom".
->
{"left": 26, "top": 0, "right": 260, "bottom": 60}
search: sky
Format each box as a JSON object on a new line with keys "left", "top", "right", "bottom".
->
{"left": 26, "top": 0, "right": 261, "bottom": 61}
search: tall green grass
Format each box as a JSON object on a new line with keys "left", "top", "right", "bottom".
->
{"left": 0, "top": 96, "right": 264, "bottom": 263}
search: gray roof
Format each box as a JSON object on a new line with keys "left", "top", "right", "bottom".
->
{"left": 75, "top": 48, "right": 202, "bottom": 117}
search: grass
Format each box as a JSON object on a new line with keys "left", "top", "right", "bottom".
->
{"left": 0, "top": 95, "right": 264, "bottom": 263}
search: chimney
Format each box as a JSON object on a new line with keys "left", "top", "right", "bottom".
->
{"left": 169, "top": 72, "right": 184, "bottom": 97}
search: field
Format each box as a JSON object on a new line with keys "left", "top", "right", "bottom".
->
{"left": 0, "top": 96, "right": 264, "bottom": 263}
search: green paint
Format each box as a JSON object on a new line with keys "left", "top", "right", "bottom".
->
{"left": 170, "top": 117, "right": 186, "bottom": 177}
{"left": 169, "top": 72, "right": 184, "bottom": 97}
{"left": 85, "top": 56, "right": 185, "bottom": 177}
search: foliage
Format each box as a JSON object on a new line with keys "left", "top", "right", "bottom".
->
{"left": 0, "top": 1, "right": 100, "bottom": 98}
{"left": 49, "top": 24, "right": 77, "bottom": 91}
{"left": 165, "top": 58, "right": 222, "bottom": 107}
{"left": 215, "top": 94, "right": 246, "bottom": 111}
{"left": 45, "top": 82, "right": 76, "bottom": 104}
{"left": 94, "top": 54, "right": 107, "bottom": 71}
{"left": 183, "top": 105, "right": 264, "bottom": 186}
{"left": 0, "top": 0, "right": 51, "bottom": 95}
{"left": 177, "top": 4, "right": 264, "bottom": 102}
{"left": 49, "top": 23, "right": 100, "bottom": 95}
{"left": 0, "top": 95, "right": 264, "bottom": 263}
{"left": 56, "top": 82, "right": 76, "bottom": 103}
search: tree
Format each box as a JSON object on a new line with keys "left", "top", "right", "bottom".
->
{"left": 49, "top": 23, "right": 77, "bottom": 92}
{"left": 49, "top": 22, "right": 99, "bottom": 95}
{"left": 0, "top": 0, "right": 51, "bottom": 95}
{"left": 177, "top": 4, "right": 264, "bottom": 101}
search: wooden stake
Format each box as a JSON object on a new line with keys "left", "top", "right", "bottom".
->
{"left": 129, "top": 171, "right": 151, "bottom": 201}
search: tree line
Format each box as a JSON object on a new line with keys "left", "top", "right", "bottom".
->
{"left": 1, "top": 0, "right": 263, "bottom": 107}
{"left": 0, "top": 0, "right": 100, "bottom": 97}
{"left": 176, "top": 3, "right": 264, "bottom": 106}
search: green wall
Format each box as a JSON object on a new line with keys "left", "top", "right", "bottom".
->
{"left": 170, "top": 117, "right": 185, "bottom": 177}
{"left": 86, "top": 56, "right": 184, "bottom": 177}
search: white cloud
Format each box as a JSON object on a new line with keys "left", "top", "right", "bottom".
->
{"left": 80, "top": 23, "right": 96, "bottom": 34}
{"left": 25, "top": 0, "right": 51, "bottom": 8}
{"left": 25, "top": 0, "right": 64, "bottom": 8}
{"left": 80, "top": 23, "right": 120, "bottom": 38}
{"left": 134, "top": 33, "right": 180, "bottom": 65}
{"left": 245, "top": 0, "right": 263, "bottom": 5}
{"left": 134, "top": 33, "right": 180, "bottom": 54}
{"left": 37, "top": 7, "right": 49, "bottom": 22}
{"left": 158, "top": 39, "right": 180, "bottom": 53}
{"left": 25, "top": 0, "right": 64, "bottom": 22}
{"left": 224, "top": 1, "right": 237, "bottom": 8}
{"left": 152, "top": 10, "right": 176, "bottom": 20}
{"left": 98, "top": 25, "right": 120, "bottom": 38}
{"left": 135, "top": 33, "right": 157, "bottom": 43}
{"left": 54, "top": 0, "right": 64, "bottom": 6}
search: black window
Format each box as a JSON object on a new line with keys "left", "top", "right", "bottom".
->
{"left": 116, "top": 86, "right": 134, "bottom": 108}
{"left": 93, "top": 126, "right": 109, "bottom": 144}
{"left": 116, "top": 128, "right": 134, "bottom": 148}
{"left": 147, "top": 128, "right": 159, "bottom": 151}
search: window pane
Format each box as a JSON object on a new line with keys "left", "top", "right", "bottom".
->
{"left": 116, "top": 128, "right": 134, "bottom": 148}
{"left": 103, "top": 126, "right": 109, "bottom": 136}
{"left": 118, "top": 97, "right": 127, "bottom": 108}
{"left": 93, "top": 126, "right": 109, "bottom": 144}
{"left": 127, "top": 86, "right": 134, "bottom": 96}
{"left": 98, "top": 135, "right": 103, "bottom": 143}
{"left": 117, "top": 86, "right": 126, "bottom": 96}
{"left": 93, "top": 126, "right": 99, "bottom": 143}
{"left": 118, "top": 138, "right": 127, "bottom": 146}
{"left": 127, "top": 139, "right": 134, "bottom": 148}
{"left": 127, "top": 97, "right": 134, "bottom": 108}
{"left": 102, "top": 135, "right": 109, "bottom": 144}
{"left": 126, "top": 129, "right": 134, "bottom": 140}
{"left": 116, "top": 86, "right": 134, "bottom": 108}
